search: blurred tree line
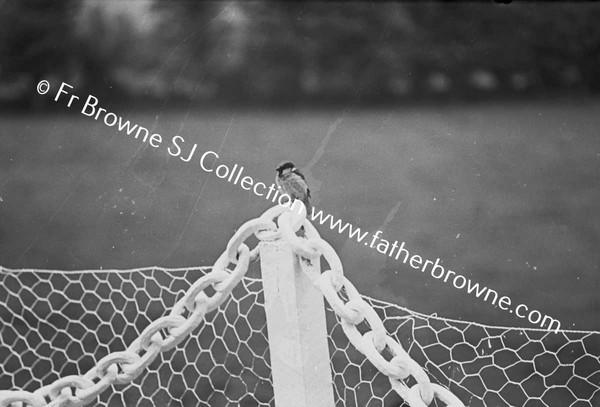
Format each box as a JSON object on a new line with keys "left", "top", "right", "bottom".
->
{"left": 1, "top": 0, "right": 599, "bottom": 108}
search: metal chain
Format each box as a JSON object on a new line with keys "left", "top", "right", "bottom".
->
{"left": 1, "top": 204, "right": 465, "bottom": 407}
{"left": 0, "top": 217, "right": 276, "bottom": 407}
{"left": 266, "top": 203, "right": 466, "bottom": 407}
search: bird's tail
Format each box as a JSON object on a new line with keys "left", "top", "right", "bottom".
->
{"left": 302, "top": 197, "right": 311, "bottom": 214}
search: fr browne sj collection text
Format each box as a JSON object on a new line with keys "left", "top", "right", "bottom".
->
{"left": 40, "top": 81, "right": 305, "bottom": 212}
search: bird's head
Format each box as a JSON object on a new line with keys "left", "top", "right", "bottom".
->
{"left": 276, "top": 161, "right": 296, "bottom": 176}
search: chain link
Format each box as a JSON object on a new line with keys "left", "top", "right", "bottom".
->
{"left": 1, "top": 204, "right": 464, "bottom": 407}
{"left": 0, "top": 215, "right": 272, "bottom": 407}
{"left": 0, "top": 391, "right": 45, "bottom": 407}
{"left": 276, "top": 206, "right": 466, "bottom": 407}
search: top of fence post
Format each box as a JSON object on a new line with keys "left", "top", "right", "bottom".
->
{"left": 259, "top": 239, "right": 336, "bottom": 407}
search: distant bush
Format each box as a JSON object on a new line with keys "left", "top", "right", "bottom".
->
{"left": 1, "top": 1, "right": 599, "bottom": 107}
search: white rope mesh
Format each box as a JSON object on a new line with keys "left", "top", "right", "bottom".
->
{"left": 1, "top": 265, "right": 598, "bottom": 406}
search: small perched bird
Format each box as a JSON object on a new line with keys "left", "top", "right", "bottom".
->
{"left": 275, "top": 161, "right": 311, "bottom": 210}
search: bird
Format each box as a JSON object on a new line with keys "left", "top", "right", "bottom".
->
{"left": 275, "top": 161, "right": 311, "bottom": 210}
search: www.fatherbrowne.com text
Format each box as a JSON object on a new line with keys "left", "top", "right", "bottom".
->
{"left": 309, "top": 208, "right": 561, "bottom": 332}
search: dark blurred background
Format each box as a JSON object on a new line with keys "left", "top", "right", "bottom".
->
{"left": 1, "top": 1, "right": 599, "bottom": 332}
{"left": 1, "top": 1, "right": 600, "bottom": 107}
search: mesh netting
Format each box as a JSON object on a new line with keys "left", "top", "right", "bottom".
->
{"left": 1, "top": 266, "right": 598, "bottom": 407}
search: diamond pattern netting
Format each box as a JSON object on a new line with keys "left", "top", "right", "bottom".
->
{"left": 1, "top": 266, "right": 598, "bottom": 407}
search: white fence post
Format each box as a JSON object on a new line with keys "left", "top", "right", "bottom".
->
{"left": 259, "top": 240, "right": 336, "bottom": 407}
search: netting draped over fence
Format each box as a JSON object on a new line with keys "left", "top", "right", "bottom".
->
{"left": 1, "top": 264, "right": 598, "bottom": 407}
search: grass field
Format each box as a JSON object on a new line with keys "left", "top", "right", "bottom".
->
{"left": 1, "top": 99, "right": 599, "bottom": 331}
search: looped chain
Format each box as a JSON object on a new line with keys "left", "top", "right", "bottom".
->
{"left": 226, "top": 218, "right": 276, "bottom": 263}
{"left": 0, "top": 391, "right": 45, "bottom": 407}
{"left": 390, "top": 382, "right": 465, "bottom": 407}
{"left": 1, "top": 204, "right": 465, "bottom": 407}
{"left": 275, "top": 205, "right": 465, "bottom": 407}
{"left": 318, "top": 273, "right": 364, "bottom": 324}
{"left": 78, "top": 352, "right": 137, "bottom": 403}
{"left": 34, "top": 376, "right": 95, "bottom": 407}
{"left": 1, "top": 215, "right": 259, "bottom": 407}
